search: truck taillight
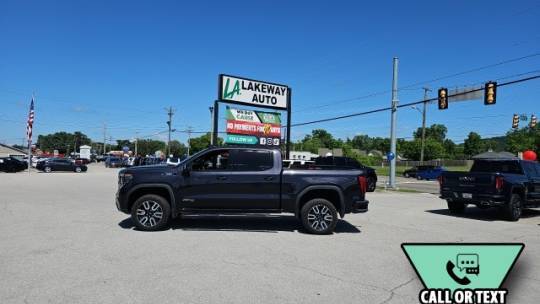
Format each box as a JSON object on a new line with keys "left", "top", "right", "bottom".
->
{"left": 358, "top": 176, "right": 367, "bottom": 194}
{"left": 437, "top": 175, "right": 444, "bottom": 186}
{"left": 495, "top": 176, "right": 504, "bottom": 191}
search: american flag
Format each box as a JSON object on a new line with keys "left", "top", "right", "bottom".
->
{"left": 26, "top": 96, "right": 35, "bottom": 144}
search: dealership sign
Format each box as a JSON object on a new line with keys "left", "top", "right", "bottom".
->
{"left": 225, "top": 107, "right": 281, "bottom": 147}
{"left": 226, "top": 120, "right": 281, "bottom": 137}
{"left": 219, "top": 75, "right": 289, "bottom": 109}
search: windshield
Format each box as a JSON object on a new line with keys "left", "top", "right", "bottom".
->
{"left": 179, "top": 148, "right": 210, "bottom": 165}
{"left": 470, "top": 160, "right": 523, "bottom": 174}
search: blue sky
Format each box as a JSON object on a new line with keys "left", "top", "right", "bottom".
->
{"left": 1, "top": 0, "right": 539, "bottom": 147}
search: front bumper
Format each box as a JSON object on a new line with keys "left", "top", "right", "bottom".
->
{"left": 116, "top": 187, "right": 130, "bottom": 214}
{"left": 352, "top": 200, "right": 369, "bottom": 213}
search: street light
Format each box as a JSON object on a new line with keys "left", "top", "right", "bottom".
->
{"left": 209, "top": 106, "right": 214, "bottom": 145}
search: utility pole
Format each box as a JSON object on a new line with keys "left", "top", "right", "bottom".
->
{"left": 187, "top": 126, "right": 193, "bottom": 156}
{"left": 102, "top": 123, "right": 107, "bottom": 154}
{"left": 165, "top": 107, "right": 175, "bottom": 156}
{"left": 209, "top": 106, "right": 214, "bottom": 145}
{"left": 389, "top": 57, "right": 399, "bottom": 189}
{"left": 420, "top": 87, "right": 431, "bottom": 162}
{"left": 134, "top": 131, "right": 139, "bottom": 156}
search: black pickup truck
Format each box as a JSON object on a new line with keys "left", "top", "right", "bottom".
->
{"left": 116, "top": 147, "right": 370, "bottom": 234}
{"left": 440, "top": 158, "right": 540, "bottom": 220}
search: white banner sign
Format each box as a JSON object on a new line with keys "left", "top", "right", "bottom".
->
{"left": 220, "top": 75, "right": 289, "bottom": 109}
{"left": 227, "top": 108, "right": 261, "bottom": 123}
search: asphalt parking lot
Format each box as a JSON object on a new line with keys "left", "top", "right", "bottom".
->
{"left": 1, "top": 164, "right": 539, "bottom": 304}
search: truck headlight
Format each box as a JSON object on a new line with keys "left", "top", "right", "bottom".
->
{"left": 118, "top": 172, "right": 133, "bottom": 187}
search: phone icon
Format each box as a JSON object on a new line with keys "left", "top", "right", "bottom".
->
{"left": 446, "top": 260, "right": 471, "bottom": 285}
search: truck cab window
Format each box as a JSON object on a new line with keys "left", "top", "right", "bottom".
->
{"left": 232, "top": 150, "right": 273, "bottom": 171}
{"left": 191, "top": 149, "right": 230, "bottom": 171}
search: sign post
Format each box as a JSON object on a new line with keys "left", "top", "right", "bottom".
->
{"left": 215, "top": 74, "right": 291, "bottom": 158}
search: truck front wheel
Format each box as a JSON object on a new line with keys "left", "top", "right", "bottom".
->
{"left": 447, "top": 200, "right": 466, "bottom": 213}
{"left": 131, "top": 194, "right": 171, "bottom": 231}
{"left": 300, "top": 199, "right": 338, "bottom": 235}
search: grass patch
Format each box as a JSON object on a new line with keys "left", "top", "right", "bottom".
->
{"left": 376, "top": 187, "right": 421, "bottom": 193}
{"left": 375, "top": 165, "right": 470, "bottom": 177}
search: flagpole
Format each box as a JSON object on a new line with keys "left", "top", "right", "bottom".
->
{"left": 27, "top": 93, "right": 34, "bottom": 174}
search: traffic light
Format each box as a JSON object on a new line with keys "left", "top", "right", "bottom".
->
{"left": 512, "top": 114, "right": 520, "bottom": 129}
{"left": 484, "top": 81, "right": 497, "bottom": 105}
{"left": 438, "top": 88, "right": 448, "bottom": 110}
{"left": 530, "top": 115, "right": 537, "bottom": 128}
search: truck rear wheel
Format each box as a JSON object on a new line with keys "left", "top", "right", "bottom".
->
{"left": 131, "top": 194, "right": 171, "bottom": 231}
{"left": 502, "top": 194, "right": 522, "bottom": 221}
{"left": 300, "top": 199, "right": 338, "bottom": 235}
{"left": 447, "top": 200, "right": 465, "bottom": 213}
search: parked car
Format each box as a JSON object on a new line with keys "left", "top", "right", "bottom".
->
{"left": 105, "top": 156, "right": 123, "bottom": 168}
{"left": 312, "top": 156, "right": 378, "bottom": 192}
{"left": 440, "top": 158, "right": 540, "bottom": 221}
{"left": 116, "top": 147, "right": 370, "bottom": 234}
{"left": 416, "top": 166, "right": 445, "bottom": 180}
{"left": 95, "top": 155, "right": 107, "bottom": 163}
{"left": 31, "top": 156, "right": 49, "bottom": 168}
{"left": 403, "top": 165, "right": 437, "bottom": 178}
{"left": 0, "top": 157, "right": 28, "bottom": 172}
{"left": 74, "top": 158, "right": 91, "bottom": 165}
{"left": 36, "top": 158, "right": 87, "bottom": 173}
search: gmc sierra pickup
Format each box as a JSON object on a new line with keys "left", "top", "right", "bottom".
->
{"left": 116, "top": 147, "right": 370, "bottom": 234}
{"left": 440, "top": 158, "right": 540, "bottom": 221}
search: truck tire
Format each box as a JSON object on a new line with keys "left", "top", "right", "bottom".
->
{"left": 131, "top": 194, "right": 171, "bottom": 231}
{"left": 367, "top": 177, "right": 376, "bottom": 192}
{"left": 447, "top": 200, "right": 465, "bottom": 213}
{"left": 300, "top": 198, "right": 338, "bottom": 235}
{"left": 502, "top": 194, "right": 522, "bottom": 221}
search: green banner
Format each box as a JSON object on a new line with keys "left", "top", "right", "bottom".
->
{"left": 225, "top": 134, "right": 258, "bottom": 145}
{"left": 256, "top": 111, "right": 281, "bottom": 124}
{"left": 402, "top": 243, "right": 524, "bottom": 292}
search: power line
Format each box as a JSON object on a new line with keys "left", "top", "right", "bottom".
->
{"left": 287, "top": 74, "right": 540, "bottom": 128}
{"left": 293, "top": 52, "right": 540, "bottom": 113}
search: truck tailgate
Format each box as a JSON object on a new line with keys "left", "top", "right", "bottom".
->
{"left": 441, "top": 172, "right": 497, "bottom": 194}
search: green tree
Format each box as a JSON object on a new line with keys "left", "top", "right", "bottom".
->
{"left": 350, "top": 134, "right": 371, "bottom": 150}
{"left": 188, "top": 133, "right": 223, "bottom": 154}
{"left": 12, "top": 144, "right": 25, "bottom": 150}
{"left": 169, "top": 140, "right": 187, "bottom": 156}
{"left": 413, "top": 124, "right": 447, "bottom": 142}
{"left": 37, "top": 131, "right": 91, "bottom": 154}
{"left": 136, "top": 139, "right": 166, "bottom": 156}
{"left": 114, "top": 139, "right": 134, "bottom": 151}
{"left": 505, "top": 126, "right": 539, "bottom": 153}
{"left": 443, "top": 139, "right": 456, "bottom": 159}
{"left": 463, "top": 132, "right": 484, "bottom": 158}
